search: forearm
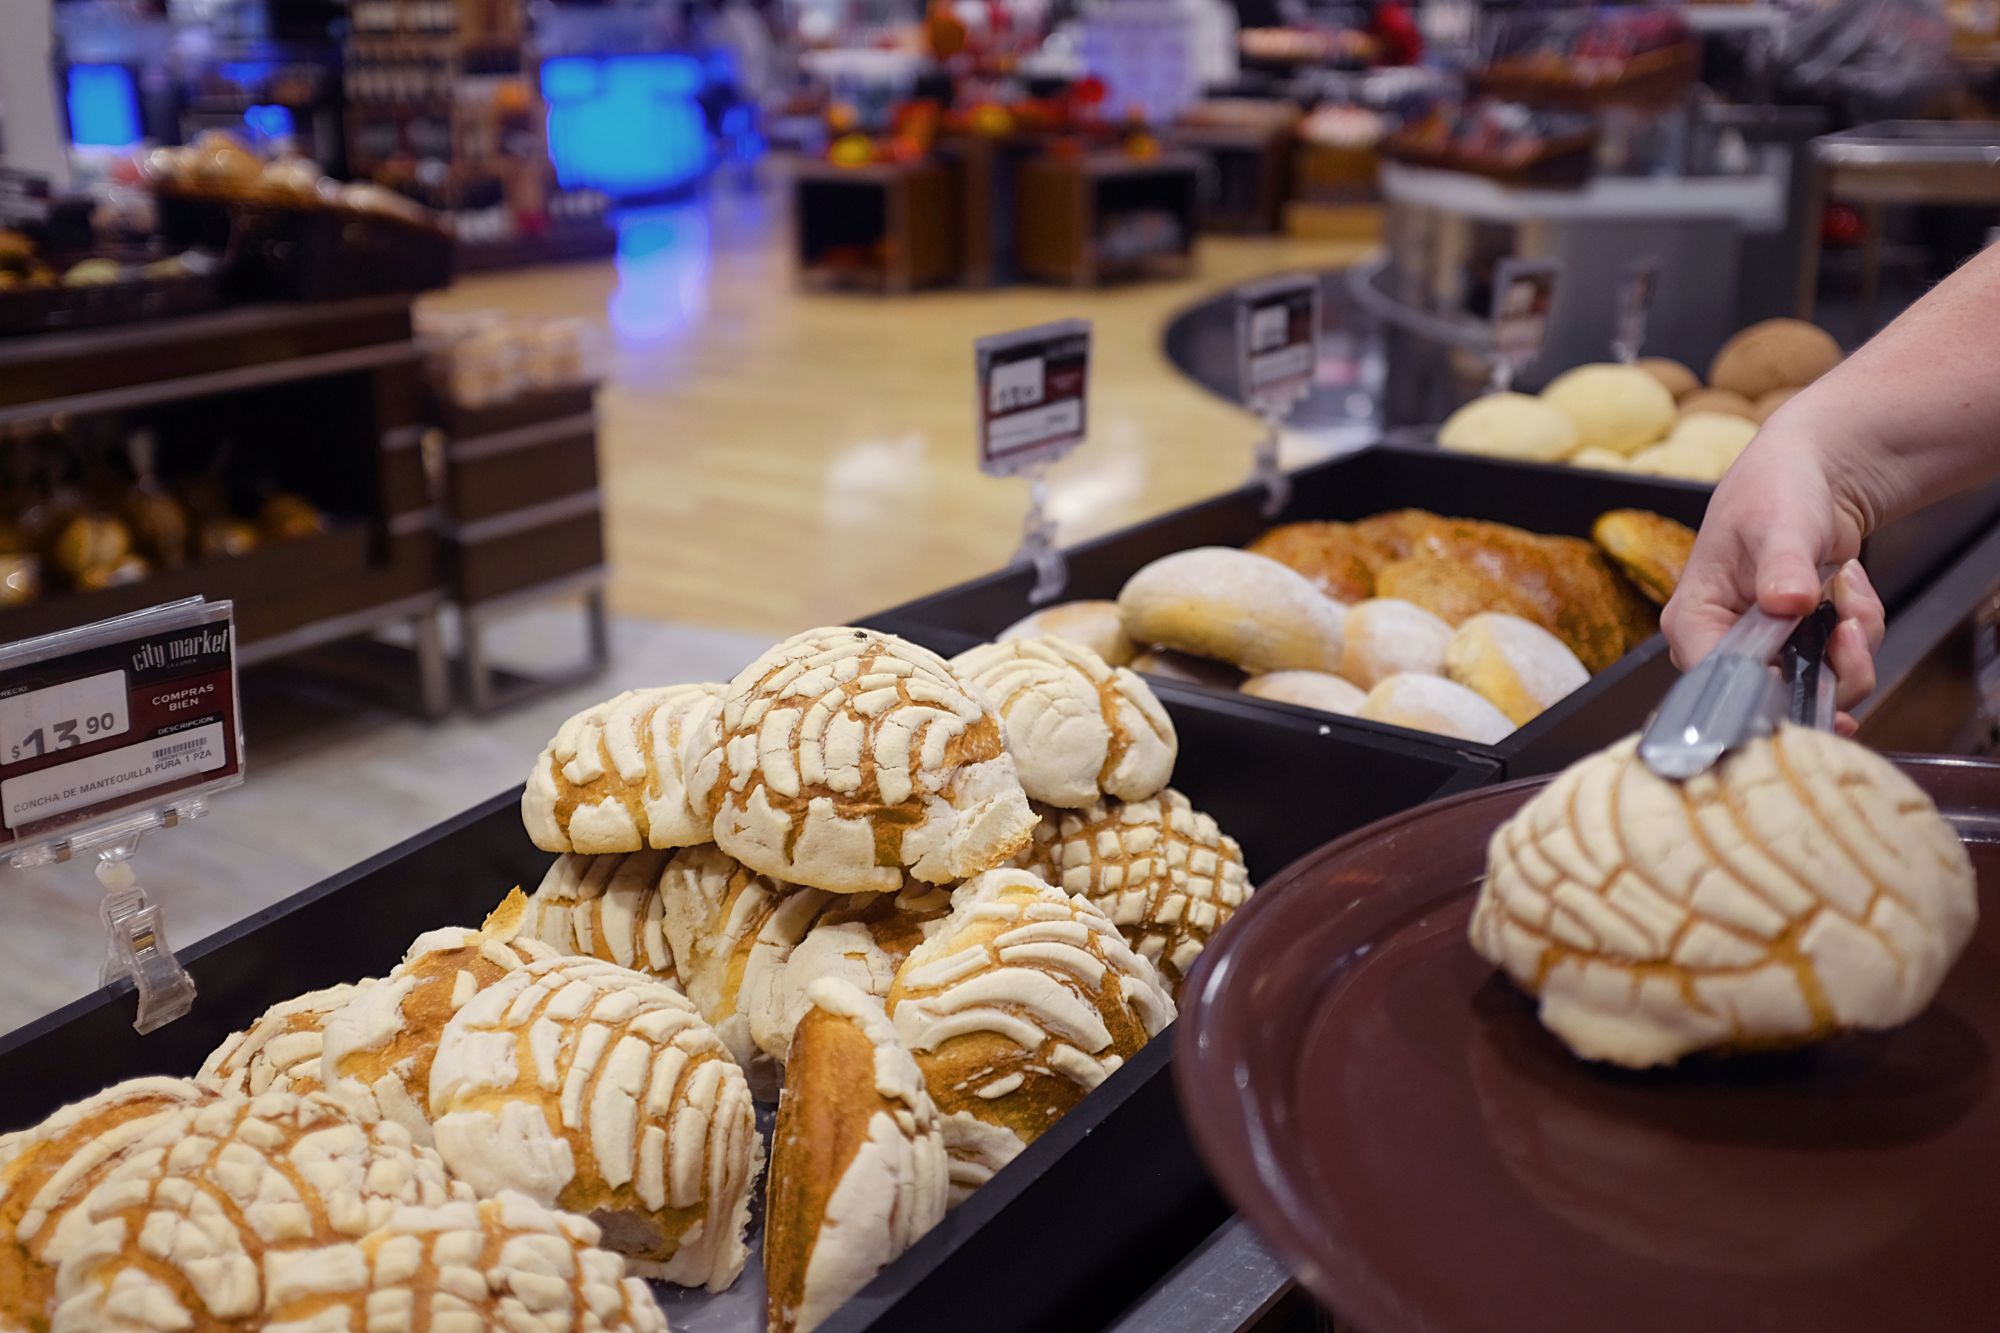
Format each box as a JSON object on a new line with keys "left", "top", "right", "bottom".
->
{"left": 1766, "top": 245, "right": 2000, "bottom": 534}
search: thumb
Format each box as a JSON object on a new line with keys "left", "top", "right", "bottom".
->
{"left": 1752, "top": 537, "right": 1824, "bottom": 618}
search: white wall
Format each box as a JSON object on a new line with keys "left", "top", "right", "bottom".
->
{"left": 0, "top": 1, "right": 71, "bottom": 186}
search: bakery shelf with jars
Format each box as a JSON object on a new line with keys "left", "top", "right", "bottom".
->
{"left": 0, "top": 615, "right": 1493, "bottom": 1333}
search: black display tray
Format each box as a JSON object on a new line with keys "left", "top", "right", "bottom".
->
{"left": 871, "top": 445, "right": 2000, "bottom": 779}
{"left": 0, "top": 690, "right": 1495, "bottom": 1333}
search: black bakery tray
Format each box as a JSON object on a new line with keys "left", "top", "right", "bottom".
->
{"left": 871, "top": 444, "right": 2000, "bottom": 779}
{"left": 0, "top": 689, "right": 1496, "bottom": 1333}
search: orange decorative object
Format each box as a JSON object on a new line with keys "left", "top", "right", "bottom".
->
{"left": 885, "top": 134, "right": 927, "bottom": 164}
{"left": 827, "top": 102, "right": 860, "bottom": 133}
{"left": 493, "top": 79, "right": 536, "bottom": 113}
{"left": 969, "top": 102, "right": 1013, "bottom": 136}
{"left": 925, "top": 0, "right": 969, "bottom": 59}
{"left": 829, "top": 134, "right": 877, "bottom": 167}
{"left": 1124, "top": 132, "right": 1161, "bottom": 159}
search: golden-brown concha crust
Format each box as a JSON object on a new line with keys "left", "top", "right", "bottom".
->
{"left": 260, "top": 1191, "right": 670, "bottom": 1333}
{"left": 766, "top": 980, "right": 949, "bottom": 1333}
{"left": 1014, "top": 790, "right": 1253, "bottom": 997}
{"left": 1116, "top": 547, "right": 1347, "bottom": 673}
{"left": 427, "top": 956, "right": 761, "bottom": 1287}
{"left": 0, "top": 1079, "right": 463, "bottom": 1331}
{"left": 1707, "top": 318, "right": 1841, "bottom": 401}
{"left": 523, "top": 682, "right": 724, "bottom": 853}
{"left": 1471, "top": 729, "right": 1977, "bottom": 1069}
{"left": 997, "top": 600, "right": 1136, "bottom": 666}
{"left": 520, "top": 849, "right": 678, "bottom": 981}
{"left": 951, "top": 636, "right": 1177, "bottom": 808}
{"left": 757, "top": 883, "right": 954, "bottom": 1068}
{"left": 685, "top": 627, "right": 1037, "bottom": 894}
{"left": 1592, "top": 508, "right": 1697, "bottom": 606}
{"left": 888, "top": 869, "right": 1174, "bottom": 1200}
{"left": 196, "top": 980, "right": 375, "bottom": 1097}
{"left": 1243, "top": 521, "right": 1387, "bottom": 602}
{"left": 320, "top": 902, "right": 561, "bottom": 1144}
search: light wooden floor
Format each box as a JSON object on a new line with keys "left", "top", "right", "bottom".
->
{"left": 429, "top": 171, "right": 1378, "bottom": 634}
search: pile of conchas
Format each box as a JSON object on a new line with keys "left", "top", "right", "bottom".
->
{"left": 1439, "top": 317, "right": 1842, "bottom": 482}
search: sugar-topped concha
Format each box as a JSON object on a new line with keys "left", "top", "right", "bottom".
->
{"left": 1472, "top": 727, "right": 1978, "bottom": 1069}
{"left": 427, "top": 955, "right": 761, "bottom": 1288}
{"left": 1015, "top": 788, "right": 1252, "bottom": 997}
{"left": 196, "top": 979, "right": 375, "bottom": 1098}
{"left": 321, "top": 896, "right": 561, "bottom": 1143}
{"left": 888, "top": 869, "right": 1174, "bottom": 1201}
{"left": 950, "top": 636, "right": 1177, "bottom": 808}
{"left": 685, "top": 627, "right": 1037, "bottom": 894}
{"left": 766, "top": 980, "right": 949, "bottom": 1333}
{"left": 523, "top": 682, "right": 724, "bottom": 853}
{"left": 520, "top": 849, "right": 678, "bottom": 982}
{"left": 260, "top": 1192, "right": 669, "bottom": 1333}
{"left": 0, "top": 1079, "right": 462, "bottom": 1331}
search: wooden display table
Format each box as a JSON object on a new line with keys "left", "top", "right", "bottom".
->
{"left": 0, "top": 297, "right": 448, "bottom": 714}
{"left": 792, "top": 158, "right": 958, "bottom": 294}
{"left": 1013, "top": 152, "right": 1201, "bottom": 287}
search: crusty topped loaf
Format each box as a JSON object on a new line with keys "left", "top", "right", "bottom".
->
{"left": 888, "top": 869, "right": 1174, "bottom": 1200}
{"left": 259, "top": 1191, "right": 669, "bottom": 1333}
{"left": 1472, "top": 728, "right": 1977, "bottom": 1068}
{"left": 523, "top": 682, "right": 724, "bottom": 854}
{"left": 0, "top": 1079, "right": 462, "bottom": 1330}
{"left": 766, "top": 980, "right": 949, "bottom": 1333}
{"left": 427, "top": 955, "right": 761, "bottom": 1288}
{"left": 520, "top": 849, "right": 678, "bottom": 982}
{"left": 196, "top": 980, "right": 375, "bottom": 1098}
{"left": 951, "top": 635, "right": 1177, "bottom": 808}
{"left": 1015, "top": 789, "right": 1253, "bottom": 997}
{"left": 685, "top": 627, "right": 1037, "bottom": 894}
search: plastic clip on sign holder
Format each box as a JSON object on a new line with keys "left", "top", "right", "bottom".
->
{"left": 0, "top": 598, "right": 245, "bottom": 1033}
{"left": 1236, "top": 274, "right": 1321, "bottom": 517}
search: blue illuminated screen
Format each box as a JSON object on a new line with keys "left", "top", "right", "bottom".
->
{"left": 67, "top": 64, "right": 142, "bottom": 148}
{"left": 541, "top": 54, "right": 709, "bottom": 197}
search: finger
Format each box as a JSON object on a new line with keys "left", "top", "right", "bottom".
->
{"left": 1835, "top": 711, "right": 1858, "bottom": 738}
{"left": 1834, "top": 560, "right": 1886, "bottom": 653}
{"left": 1665, "top": 601, "right": 1739, "bottom": 672}
{"left": 1753, "top": 541, "right": 1824, "bottom": 619}
{"left": 1829, "top": 616, "right": 1876, "bottom": 709}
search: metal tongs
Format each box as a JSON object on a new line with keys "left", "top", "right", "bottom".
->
{"left": 1638, "top": 599, "right": 1842, "bottom": 780}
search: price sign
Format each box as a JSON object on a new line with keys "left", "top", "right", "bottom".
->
{"left": 0, "top": 170, "right": 52, "bottom": 226}
{"left": 1237, "top": 274, "right": 1320, "bottom": 418}
{"left": 0, "top": 599, "right": 242, "bottom": 856}
{"left": 1490, "top": 257, "right": 1561, "bottom": 390}
{"left": 1613, "top": 255, "right": 1661, "bottom": 363}
{"left": 976, "top": 320, "right": 1091, "bottom": 477}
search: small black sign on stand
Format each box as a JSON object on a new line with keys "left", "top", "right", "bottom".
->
{"left": 975, "top": 319, "right": 1093, "bottom": 605}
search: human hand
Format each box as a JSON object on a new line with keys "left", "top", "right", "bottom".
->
{"left": 1661, "top": 427, "right": 1885, "bottom": 726}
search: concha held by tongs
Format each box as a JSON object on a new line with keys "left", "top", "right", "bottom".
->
{"left": 1638, "top": 599, "right": 1841, "bottom": 780}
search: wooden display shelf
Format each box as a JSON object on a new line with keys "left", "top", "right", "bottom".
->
{"left": 792, "top": 158, "right": 958, "bottom": 294}
{"left": 1171, "top": 121, "right": 1298, "bottom": 235}
{"left": 1014, "top": 153, "right": 1201, "bottom": 287}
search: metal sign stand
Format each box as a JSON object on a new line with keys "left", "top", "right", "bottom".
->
{"left": 1488, "top": 256, "right": 1562, "bottom": 392}
{"left": 975, "top": 319, "right": 1093, "bottom": 607}
{"left": 1237, "top": 274, "right": 1319, "bottom": 518}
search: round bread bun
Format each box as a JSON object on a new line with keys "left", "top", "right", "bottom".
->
{"left": 1127, "top": 648, "right": 1246, "bottom": 690}
{"left": 1359, "top": 673, "right": 1515, "bottom": 744}
{"left": 1635, "top": 356, "right": 1700, "bottom": 400}
{"left": 998, "top": 600, "right": 1135, "bottom": 666}
{"left": 1118, "top": 547, "right": 1346, "bottom": 673}
{"left": 1239, "top": 670, "right": 1366, "bottom": 716}
{"left": 1676, "top": 388, "right": 1756, "bottom": 421}
{"left": 1752, "top": 386, "right": 1800, "bottom": 423}
{"left": 1437, "top": 392, "right": 1579, "bottom": 463}
{"left": 1568, "top": 446, "right": 1632, "bottom": 471}
{"left": 1471, "top": 727, "right": 1976, "bottom": 1068}
{"left": 1708, "top": 319, "right": 1841, "bottom": 400}
{"left": 1339, "top": 597, "right": 1455, "bottom": 689}
{"left": 1669, "top": 411, "right": 1758, "bottom": 471}
{"left": 1540, "top": 364, "right": 1678, "bottom": 456}
{"left": 1627, "top": 440, "right": 1722, "bottom": 483}
{"left": 1444, "top": 613, "right": 1589, "bottom": 726}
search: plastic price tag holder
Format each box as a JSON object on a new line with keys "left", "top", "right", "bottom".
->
{"left": 1612, "top": 254, "right": 1661, "bottom": 364}
{"left": 0, "top": 598, "right": 245, "bottom": 1033}
{"left": 1236, "top": 273, "right": 1320, "bottom": 517}
{"left": 1488, "top": 256, "right": 1561, "bottom": 392}
{"left": 975, "top": 319, "right": 1092, "bottom": 606}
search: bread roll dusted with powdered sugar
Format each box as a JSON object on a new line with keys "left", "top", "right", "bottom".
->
{"left": 426, "top": 955, "right": 761, "bottom": 1287}
{"left": 766, "top": 980, "right": 949, "bottom": 1333}
{"left": 684, "top": 627, "right": 1037, "bottom": 894}
{"left": 888, "top": 869, "right": 1174, "bottom": 1202}
{"left": 523, "top": 682, "right": 724, "bottom": 853}
{"left": 950, "top": 635, "right": 1177, "bottom": 808}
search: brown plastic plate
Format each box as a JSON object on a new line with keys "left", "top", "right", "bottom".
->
{"left": 1177, "top": 756, "right": 2000, "bottom": 1333}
